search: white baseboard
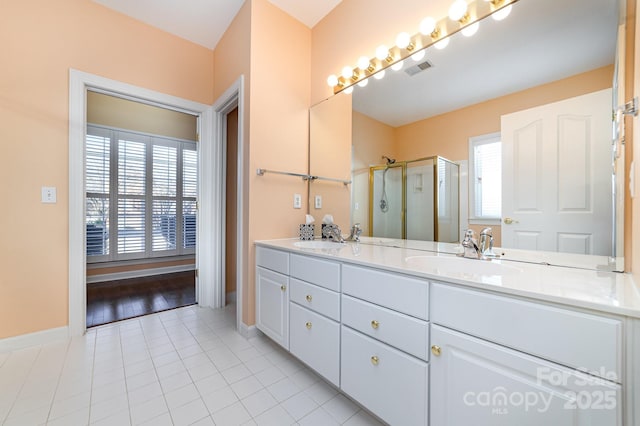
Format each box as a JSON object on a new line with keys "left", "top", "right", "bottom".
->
{"left": 87, "top": 265, "right": 195, "bottom": 284}
{"left": 0, "top": 326, "right": 69, "bottom": 353}
{"left": 238, "top": 322, "right": 258, "bottom": 339}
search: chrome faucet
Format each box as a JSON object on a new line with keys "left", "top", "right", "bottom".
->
{"left": 323, "top": 224, "right": 344, "bottom": 243}
{"left": 459, "top": 229, "right": 482, "bottom": 259}
{"left": 479, "top": 227, "right": 498, "bottom": 258}
{"left": 346, "top": 223, "right": 362, "bottom": 242}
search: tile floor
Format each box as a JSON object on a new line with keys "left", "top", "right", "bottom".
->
{"left": 0, "top": 305, "right": 386, "bottom": 426}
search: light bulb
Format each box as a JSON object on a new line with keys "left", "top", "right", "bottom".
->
{"left": 357, "top": 78, "right": 369, "bottom": 87}
{"left": 419, "top": 17, "right": 436, "bottom": 35}
{"left": 341, "top": 66, "right": 353, "bottom": 79}
{"left": 327, "top": 74, "right": 338, "bottom": 87}
{"left": 461, "top": 21, "right": 479, "bottom": 37}
{"left": 374, "top": 70, "right": 386, "bottom": 80}
{"left": 435, "top": 37, "right": 449, "bottom": 50}
{"left": 411, "top": 50, "right": 426, "bottom": 62}
{"left": 391, "top": 61, "right": 404, "bottom": 71}
{"left": 344, "top": 86, "right": 354, "bottom": 94}
{"left": 375, "top": 45, "right": 389, "bottom": 61}
{"left": 357, "top": 56, "right": 370, "bottom": 70}
{"left": 492, "top": 4, "right": 512, "bottom": 20}
{"left": 449, "top": 0, "right": 468, "bottom": 21}
{"left": 396, "top": 32, "right": 411, "bottom": 49}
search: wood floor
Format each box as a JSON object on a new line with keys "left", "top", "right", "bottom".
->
{"left": 86, "top": 270, "right": 196, "bottom": 328}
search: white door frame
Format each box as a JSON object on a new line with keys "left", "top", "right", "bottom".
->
{"left": 210, "top": 77, "right": 248, "bottom": 335}
{"left": 68, "top": 69, "right": 216, "bottom": 336}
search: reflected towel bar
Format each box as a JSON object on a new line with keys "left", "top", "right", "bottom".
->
{"left": 256, "top": 168, "right": 351, "bottom": 186}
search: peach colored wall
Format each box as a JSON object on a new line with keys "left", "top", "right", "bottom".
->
{"left": 246, "top": 0, "right": 311, "bottom": 325}
{"left": 212, "top": 1, "right": 252, "bottom": 315}
{"left": 633, "top": 0, "right": 640, "bottom": 279}
{"left": 0, "top": 0, "right": 214, "bottom": 339}
{"left": 309, "top": 94, "right": 352, "bottom": 231}
{"left": 351, "top": 111, "right": 396, "bottom": 234}
{"left": 394, "top": 66, "right": 614, "bottom": 162}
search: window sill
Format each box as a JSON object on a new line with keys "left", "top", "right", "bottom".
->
{"left": 468, "top": 218, "right": 502, "bottom": 226}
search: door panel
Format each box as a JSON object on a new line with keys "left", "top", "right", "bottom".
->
{"left": 501, "top": 89, "right": 612, "bottom": 255}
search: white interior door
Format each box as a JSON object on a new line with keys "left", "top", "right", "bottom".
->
{"left": 501, "top": 89, "right": 612, "bottom": 255}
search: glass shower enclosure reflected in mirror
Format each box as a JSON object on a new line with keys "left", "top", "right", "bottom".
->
{"left": 369, "top": 156, "right": 459, "bottom": 242}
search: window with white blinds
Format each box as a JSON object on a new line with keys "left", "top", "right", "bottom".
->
{"left": 85, "top": 125, "right": 197, "bottom": 261}
{"left": 469, "top": 133, "right": 502, "bottom": 220}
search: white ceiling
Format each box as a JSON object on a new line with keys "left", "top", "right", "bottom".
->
{"left": 352, "top": 0, "right": 619, "bottom": 127}
{"left": 92, "top": 0, "right": 342, "bottom": 49}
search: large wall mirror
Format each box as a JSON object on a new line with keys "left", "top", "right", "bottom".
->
{"left": 309, "top": 0, "right": 627, "bottom": 270}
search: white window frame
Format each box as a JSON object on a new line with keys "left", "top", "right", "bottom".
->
{"left": 468, "top": 132, "right": 502, "bottom": 225}
{"left": 86, "top": 124, "right": 197, "bottom": 263}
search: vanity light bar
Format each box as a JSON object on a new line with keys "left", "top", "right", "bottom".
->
{"left": 328, "top": 0, "right": 520, "bottom": 94}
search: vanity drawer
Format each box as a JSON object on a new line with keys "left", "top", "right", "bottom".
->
{"left": 341, "top": 326, "right": 428, "bottom": 426}
{"left": 290, "top": 278, "right": 340, "bottom": 321}
{"left": 342, "top": 295, "right": 428, "bottom": 360}
{"left": 290, "top": 254, "right": 340, "bottom": 292}
{"left": 431, "top": 283, "right": 623, "bottom": 379}
{"left": 342, "top": 264, "right": 428, "bottom": 320}
{"left": 290, "top": 303, "right": 340, "bottom": 386}
{"left": 256, "top": 246, "right": 289, "bottom": 275}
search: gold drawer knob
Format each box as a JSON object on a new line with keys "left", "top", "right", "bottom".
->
{"left": 280, "top": 285, "right": 286, "bottom": 291}
{"left": 370, "top": 355, "right": 379, "bottom": 366}
{"left": 371, "top": 320, "right": 380, "bottom": 329}
{"left": 431, "top": 345, "right": 441, "bottom": 357}
{"left": 306, "top": 295, "right": 313, "bottom": 302}
{"left": 305, "top": 321, "right": 312, "bottom": 330}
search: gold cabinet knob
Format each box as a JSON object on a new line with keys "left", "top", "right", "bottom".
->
{"left": 503, "top": 217, "right": 519, "bottom": 225}
{"left": 370, "top": 355, "right": 379, "bottom": 366}
{"left": 431, "top": 345, "right": 441, "bottom": 357}
{"left": 305, "top": 321, "right": 312, "bottom": 330}
{"left": 306, "top": 294, "right": 312, "bottom": 302}
{"left": 371, "top": 320, "right": 380, "bottom": 329}
{"left": 280, "top": 285, "right": 286, "bottom": 291}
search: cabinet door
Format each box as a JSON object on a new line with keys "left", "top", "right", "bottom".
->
{"left": 430, "top": 325, "right": 621, "bottom": 426}
{"left": 290, "top": 303, "right": 340, "bottom": 386}
{"left": 341, "top": 326, "right": 428, "bottom": 426}
{"left": 256, "top": 267, "right": 289, "bottom": 349}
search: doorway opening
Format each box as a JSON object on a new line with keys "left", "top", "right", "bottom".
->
{"left": 84, "top": 91, "right": 199, "bottom": 327}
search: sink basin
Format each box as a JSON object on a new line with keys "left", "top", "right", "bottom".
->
{"left": 404, "top": 255, "right": 523, "bottom": 277}
{"left": 293, "top": 240, "right": 346, "bottom": 250}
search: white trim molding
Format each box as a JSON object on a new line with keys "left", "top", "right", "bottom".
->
{"left": 87, "top": 265, "right": 195, "bottom": 284}
{"left": 210, "top": 76, "right": 247, "bottom": 333}
{"left": 0, "top": 327, "right": 69, "bottom": 353}
{"left": 68, "top": 69, "right": 214, "bottom": 337}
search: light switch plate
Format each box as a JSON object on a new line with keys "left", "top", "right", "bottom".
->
{"left": 42, "top": 186, "right": 57, "bottom": 203}
{"left": 315, "top": 195, "right": 322, "bottom": 209}
{"left": 293, "top": 193, "right": 302, "bottom": 209}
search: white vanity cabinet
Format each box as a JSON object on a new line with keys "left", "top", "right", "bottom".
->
{"left": 340, "top": 264, "right": 429, "bottom": 426}
{"left": 255, "top": 247, "right": 290, "bottom": 349}
{"left": 288, "top": 254, "right": 341, "bottom": 386}
{"left": 430, "top": 283, "right": 623, "bottom": 426}
{"left": 255, "top": 242, "right": 636, "bottom": 426}
{"left": 430, "top": 325, "right": 621, "bottom": 426}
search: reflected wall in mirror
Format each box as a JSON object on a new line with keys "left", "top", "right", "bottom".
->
{"left": 309, "top": 93, "right": 351, "bottom": 231}
{"left": 339, "top": 0, "right": 625, "bottom": 266}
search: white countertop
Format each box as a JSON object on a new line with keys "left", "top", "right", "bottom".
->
{"left": 255, "top": 238, "right": 640, "bottom": 318}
